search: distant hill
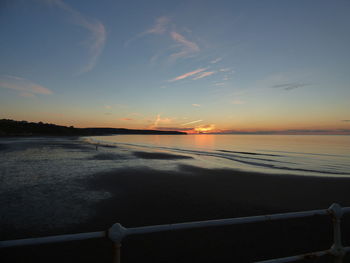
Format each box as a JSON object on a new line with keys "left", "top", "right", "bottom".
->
{"left": 0, "top": 119, "right": 186, "bottom": 136}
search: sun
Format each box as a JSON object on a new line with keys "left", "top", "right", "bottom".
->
{"left": 193, "top": 124, "right": 216, "bottom": 134}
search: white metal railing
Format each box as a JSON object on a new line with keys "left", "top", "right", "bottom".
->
{"left": 1, "top": 203, "right": 350, "bottom": 262}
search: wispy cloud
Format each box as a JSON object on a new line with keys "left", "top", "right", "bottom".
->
{"left": 342, "top": 120, "right": 350, "bottom": 122}
{"left": 192, "top": 104, "right": 201, "bottom": 107}
{"left": 119, "top": 118, "right": 133, "bottom": 121}
{"left": 29, "top": 84, "right": 52, "bottom": 94}
{"left": 149, "top": 114, "right": 173, "bottom": 129}
{"left": 0, "top": 75, "right": 52, "bottom": 97}
{"left": 272, "top": 83, "right": 309, "bottom": 91}
{"left": 155, "top": 127, "right": 193, "bottom": 131}
{"left": 211, "top": 57, "right": 222, "bottom": 64}
{"left": 192, "top": 71, "right": 215, "bottom": 80}
{"left": 2, "top": 75, "right": 25, "bottom": 80}
{"left": 231, "top": 99, "right": 245, "bottom": 105}
{"left": 127, "top": 16, "right": 200, "bottom": 62}
{"left": 145, "top": 16, "right": 170, "bottom": 35}
{"left": 219, "top": 68, "right": 231, "bottom": 72}
{"left": 19, "top": 92, "right": 36, "bottom": 98}
{"left": 104, "top": 105, "right": 112, "bottom": 109}
{"left": 43, "top": 0, "right": 106, "bottom": 73}
{"left": 169, "top": 31, "right": 200, "bottom": 60}
{"left": 125, "top": 16, "right": 170, "bottom": 47}
{"left": 169, "top": 68, "right": 207, "bottom": 82}
{"left": 169, "top": 68, "right": 216, "bottom": 82}
{"left": 182, "top": 119, "right": 203, "bottom": 126}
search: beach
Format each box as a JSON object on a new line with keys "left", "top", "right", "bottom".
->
{"left": 1, "top": 136, "right": 350, "bottom": 262}
{"left": 3, "top": 1, "right": 350, "bottom": 261}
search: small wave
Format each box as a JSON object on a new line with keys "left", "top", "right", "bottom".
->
{"left": 174, "top": 148, "right": 349, "bottom": 175}
{"left": 218, "top": 149, "right": 280, "bottom": 157}
{"left": 85, "top": 137, "right": 350, "bottom": 176}
{"left": 210, "top": 154, "right": 350, "bottom": 175}
{"left": 256, "top": 149, "right": 348, "bottom": 158}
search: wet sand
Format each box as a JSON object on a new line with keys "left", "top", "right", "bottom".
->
{"left": 1, "top": 138, "right": 350, "bottom": 262}
{"left": 132, "top": 151, "right": 193, "bottom": 160}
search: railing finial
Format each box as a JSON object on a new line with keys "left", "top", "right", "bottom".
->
{"left": 108, "top": 223, "right": 127, "bottom": 243}
{"left": 328, "top": 203, "right": 344, "bottom": 219}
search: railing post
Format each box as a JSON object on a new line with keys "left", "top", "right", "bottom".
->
{"left": 108, "top": 223, "right": 127, "bottom": 263}
{"left": 328, "top": 203, "right": 345, "bottom": 263}
{"left": 112, "top": 242, "right": 121, "bottom": 263}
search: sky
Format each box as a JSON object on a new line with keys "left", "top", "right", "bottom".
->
{"left": 0, "top": 0, "right": 350, "bottom": 134}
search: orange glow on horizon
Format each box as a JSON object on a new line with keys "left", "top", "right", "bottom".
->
{"left": 5, "top": 114, "right": 350, "bottom": 135}
{"left": 184, "top": 124, "right": 217, "bottom": 134}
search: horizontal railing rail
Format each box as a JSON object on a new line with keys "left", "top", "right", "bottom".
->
{"left": 1, "top": 203, "right": 349, "bottom": 262}
{"left": 0, "top": 231, "right": 106, "bottom": 248}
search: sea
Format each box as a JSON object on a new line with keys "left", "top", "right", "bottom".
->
{"left": 87, "top": 134, "right": 350, "bottom": 177}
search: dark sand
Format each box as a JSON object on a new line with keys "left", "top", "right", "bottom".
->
{"left": 90, "top": 152, "right": 129, "bottom": 160}
{"left": 132, "top": 151, "right": 193, "bottom": 159}
{"left": 2, "top": 141, "right": 350, "bottom": 262}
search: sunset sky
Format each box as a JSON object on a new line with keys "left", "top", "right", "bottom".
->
{"left": 1, "top": 0, "right": 349, "bottom": 134}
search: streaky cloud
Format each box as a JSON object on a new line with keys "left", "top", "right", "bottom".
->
{"left": 2, "top": 75, "right": 26, "bottom": 81}
{"left": 29, "top": 84, "right": 52, "bottom": 95}
{"left": 231, "top": 99, "right": 245, "bottom": 105}
{"left": 169, "top": 68, "right": 207, "bottom": 82}
{"left": 19, "top": 92, "right": 36, "bottom": 98}
{"left": 182, "top": 119, "right": 203, "bottom": 126}
{"left": 125, "top": 16, "right": 170, "bottom": 47}
{"left": 149, "top": 114, "right": 173, "bottom": 129}
{"left": 155, "top": 127, "right": 193, "bottom": 131}
{"left": 145, "top": 16, "right": 170, "bottom": 35}
{"left": 210, "top": 57, "right": 222, "bottom": 64}
{"left": 127, "top": 17, "right": 199, "bottom": 62}
{"left": 169, "top": 31, "right": 200, "bottom": 60}
{"left": 192, "top": 71, "right": 215, "bottom": 80}
{"left": 42, "top": 0, "right": 106, "bottom": 74}
{"left": 0, "top": 75, "right": 53, "bottom": 97}
{"left": 272, "top": 82, "right": 309, "bottom": 91}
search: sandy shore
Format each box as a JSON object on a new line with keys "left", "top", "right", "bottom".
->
{"left": 1, "top": 137, "right": 350, "bottom": 262}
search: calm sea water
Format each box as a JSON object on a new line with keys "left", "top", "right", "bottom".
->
{"left": 88, "top": 134, "right": 350, "bottom": 177}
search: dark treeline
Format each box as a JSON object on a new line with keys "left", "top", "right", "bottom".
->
{"left": 0, "top": 119, "right": 186, "bottom": 136}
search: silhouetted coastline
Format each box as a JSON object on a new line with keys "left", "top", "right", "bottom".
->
{"left": 0, "top": 119, "right": 186, "bottom": 136}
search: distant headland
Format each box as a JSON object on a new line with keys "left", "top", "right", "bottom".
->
{"left": 0, "top": 119, "right": 186, "bottom": 136}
